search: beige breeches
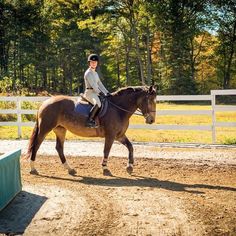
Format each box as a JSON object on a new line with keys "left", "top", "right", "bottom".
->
{"left": 84, "top": 90, "right": 101, "bottom": 107}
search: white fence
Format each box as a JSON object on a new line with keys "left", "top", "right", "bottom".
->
{"left": 0, "top": 90, "right": 236, "bottom": 143}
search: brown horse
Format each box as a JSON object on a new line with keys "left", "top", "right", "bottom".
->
{"left": 26, "top": 85, "right": 157, "bottom": 176}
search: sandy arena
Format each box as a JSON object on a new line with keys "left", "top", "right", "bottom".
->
{"left": 0, "top": 141, "right": 236, "bottom": 235}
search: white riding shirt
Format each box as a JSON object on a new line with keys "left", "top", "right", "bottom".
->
{"left": 84, "top": 67, "right": 108, "bottom": 107}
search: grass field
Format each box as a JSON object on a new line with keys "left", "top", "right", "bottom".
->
{"left": 0, "top": 103, "right": 236, "bottom": 144}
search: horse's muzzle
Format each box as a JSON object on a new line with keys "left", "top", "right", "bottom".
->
{"left": 145, "top": 116, "right": 155, "bottom": 124}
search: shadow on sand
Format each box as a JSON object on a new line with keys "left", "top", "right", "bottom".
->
{"left": 0, "top": 191, "right": 47, "bottom": 235}
{"left": 38, "top": 173, "right": 236, "bottom": 195}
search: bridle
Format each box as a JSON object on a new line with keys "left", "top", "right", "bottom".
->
{"left": 139, "top": 94, "right": 156, "bottom": 119}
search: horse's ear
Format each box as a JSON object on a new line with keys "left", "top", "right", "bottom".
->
{"left": 148, "top": 85, "right": 153, "bottom": 92}
{"left": 148, "top": 85, "right": 156, "bottom": 94}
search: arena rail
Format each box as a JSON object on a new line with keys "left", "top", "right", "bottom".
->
{"left": 0, "top": 90, "right": 236, "bottom": 143}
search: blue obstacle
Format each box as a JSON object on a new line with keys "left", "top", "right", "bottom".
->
{"left": 0, "top": 149, "right": 22, "bottom": 211}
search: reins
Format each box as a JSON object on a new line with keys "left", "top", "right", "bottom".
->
{"left": 107, "top": 99, "right": 143, "bottom": 116}
{"left": 106, "top": 97, "right": 156, "bottom": 119}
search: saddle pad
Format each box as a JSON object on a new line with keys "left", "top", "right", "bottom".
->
{"left": 74, "top": 98, "right": 108, "bottom": 118}
{"left": 74, "top": 103, "right": 92, "bottom": 117}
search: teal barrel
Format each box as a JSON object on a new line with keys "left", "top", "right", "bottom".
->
{"left": 0, "top": 149, "right": 22, "bottom": 211}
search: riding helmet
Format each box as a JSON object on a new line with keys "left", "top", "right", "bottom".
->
{"left": 88, "top": 54, "right": 99, "bottom": 62}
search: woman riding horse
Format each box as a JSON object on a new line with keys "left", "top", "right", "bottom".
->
{"left": 84, "top": 54, "right": 110, "bottom": 128}
{"left": 26, "top": 85, "right": 157, "bottom": 176}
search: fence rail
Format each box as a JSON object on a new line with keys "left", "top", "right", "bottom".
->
{"left": 0, "top": 90, "right": 236, "bottom": 143}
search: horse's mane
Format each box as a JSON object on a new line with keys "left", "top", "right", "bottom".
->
{"left": 113, "top": 86, "right": 148, "bottom": 96}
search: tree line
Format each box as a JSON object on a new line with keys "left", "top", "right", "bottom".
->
{"left": 0, "top": 0, "right": 235, "bottom": 95}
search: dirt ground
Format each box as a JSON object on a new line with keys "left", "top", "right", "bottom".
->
{"left": 0, "top": 150, "right": 236, "bottom": 236}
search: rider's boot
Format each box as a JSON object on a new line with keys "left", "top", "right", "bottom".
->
{"left": 86, "top": 104, "right": 99, "bottom": 128}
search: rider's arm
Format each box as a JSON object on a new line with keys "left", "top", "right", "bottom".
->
{"left": 97, "top": 79, "right": 109, "bottom": 95}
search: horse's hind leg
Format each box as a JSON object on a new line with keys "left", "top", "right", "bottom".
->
{"left": 30, "top": 126, "right": 50, "bottom": 175}
{"left": 117, "top": 135, "right": 134, "bottom": 174}
{"left": 53, "top": 126, "right": 76, "bottom": 175}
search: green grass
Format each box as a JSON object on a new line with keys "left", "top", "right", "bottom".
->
{"left": 0, "top": 103, "right": 236, "bottom": 144}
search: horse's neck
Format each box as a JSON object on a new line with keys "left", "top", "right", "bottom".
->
{"left": 112, "top": 92, "right": 139, "bottom": 114}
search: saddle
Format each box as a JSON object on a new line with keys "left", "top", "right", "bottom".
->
{"left": 74, "top": 93, "right": 108, "bottom": 118}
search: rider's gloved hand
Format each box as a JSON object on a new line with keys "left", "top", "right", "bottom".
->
{"left": 99, "top": 92, "right": 105, "bottom": 98}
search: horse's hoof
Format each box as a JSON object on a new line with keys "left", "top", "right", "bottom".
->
{"left": 68, "top": 169, "right": 77, "bottom": 176}
{"left": 103, "top": 169, "right": 112, "bottom": 176}
{"left": 126, "top": 165, "right": 133, "bottom": 174}
{"left": 30, "top": 169, "right": 39, "bottom": 175}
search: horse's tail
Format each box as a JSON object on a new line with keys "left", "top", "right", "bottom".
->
{"left": 25, "top": 116, "right": 39, "bottom": 159}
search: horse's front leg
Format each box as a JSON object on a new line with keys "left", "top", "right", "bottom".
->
{"left": 117, "top": 135, "right": 134, "bottom": 174}
{"left": 102, "top": 136, "right": 115, "bottom": 176}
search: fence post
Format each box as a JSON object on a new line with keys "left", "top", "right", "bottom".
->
{"left": 16, "top": 97, "right": 22, "bottom": 138}
{"left": 211, "top": 92, "right": 216, "bottom": 144}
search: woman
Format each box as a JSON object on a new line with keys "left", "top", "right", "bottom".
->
{"left": 84, "top": 53, "right": 110, "bottom": 128}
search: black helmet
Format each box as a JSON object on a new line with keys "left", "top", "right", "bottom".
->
{"left": 88, "top": 54, "right": 99, "bottom": 62}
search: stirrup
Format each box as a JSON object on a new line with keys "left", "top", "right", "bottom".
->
{"left": 85, "top": 119, "right": 98, "bottom": 128}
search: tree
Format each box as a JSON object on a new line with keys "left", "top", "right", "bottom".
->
{"left": 1, "top": 0, "right": 235, "bottom": 95}
{"left": 147, "top": 0, "right": 213, "bottom": 94}
{"left": 213, "top": 0, "right": 236, "bottom": 89}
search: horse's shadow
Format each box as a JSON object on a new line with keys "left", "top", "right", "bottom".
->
{"left": 38, "top": 173, "right": 236, "bottom": 195}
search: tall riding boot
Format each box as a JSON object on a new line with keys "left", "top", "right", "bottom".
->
{"left": 86, "top": 105, "right": 100, "bottom": 128}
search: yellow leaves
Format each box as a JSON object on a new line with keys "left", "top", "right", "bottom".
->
{"left": 77, "top": 14, "right": 113, "bottom": 36}
{"left": 193, "top": 32, "right": 220, "bottom": 92}
{"left": 194, "top": 32, "right": 219, "bottom": 57}
{"left": 77, "top": 18, "right": 96, "bottom": 30}
{"left": 53, "top": 18, "right": 71, "bottom": 27}
{"left": 80, "top": 0, "right": 103, "bottom": 13}
{"left": 55, "top": 0, "right": 74, "bottom": 7}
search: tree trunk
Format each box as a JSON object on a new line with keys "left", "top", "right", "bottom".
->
{"left": 223, "top": 20, "right": 236, "bottom": 89}
{"left": 34, "top": 70, "right": 38, "bottom": 93}
{"left": 0, "top": 5, "right": 7, "bottom": 75}
{"left": 62, "top": 62, "right": 66, "bottom": 94}
{"left": 116, "top": 51, "right": 121, "bottom": 88}
{"left": 125, "top": 43, "right": 131, "bottom": 85}
{"left": 69, "top": 69, "right": 72, "bottom": 95}
{"left": 13, "top": 40, "right": 17, "bottom": 90}
{"left": 42, "top": 68, "right": 47, "bottom": 90}
{"left": 146, "top": 20, "right": 152, "bottom": 85}
{"left": 133, "top": 23, "right": 145, "bottom": 85}
{"left": 51, "top": 67, "right": 56, "bottom": 93}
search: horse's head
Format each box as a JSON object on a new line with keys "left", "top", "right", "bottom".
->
{"left": 138, "top": 85, "right": 157, "bottom": 124}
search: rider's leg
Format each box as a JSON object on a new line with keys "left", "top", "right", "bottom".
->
{"left": 86, "top": 95, "right": 101, "bottom": 128}
{"left": 86, "top": 104, "right": 100, "bottom": 127}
